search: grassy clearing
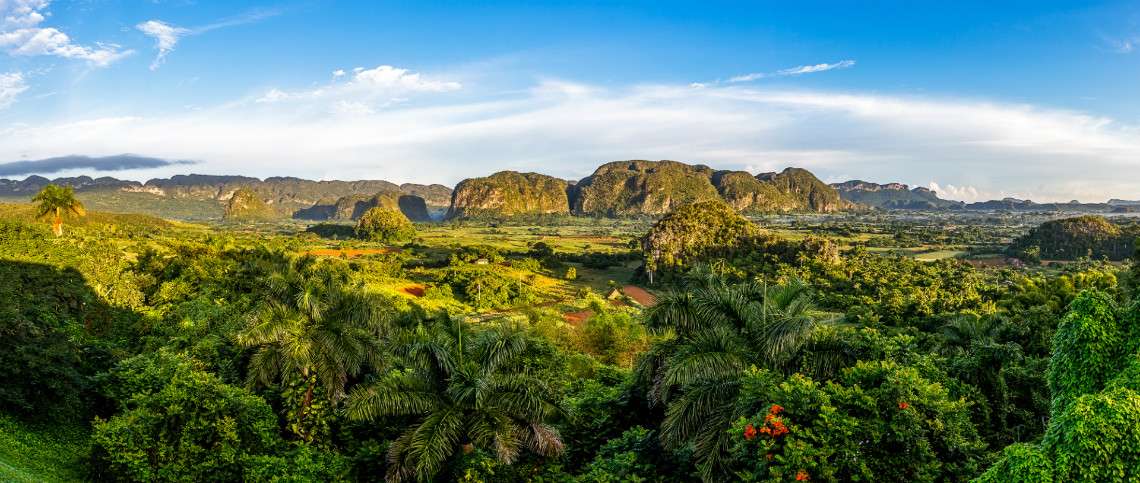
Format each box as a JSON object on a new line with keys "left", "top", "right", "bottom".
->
{"left": 0, "top": 415, "right": 88, "bottom": 482}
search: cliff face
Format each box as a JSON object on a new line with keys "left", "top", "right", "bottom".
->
{"left": 399, "top": 183, "right": 453, "bottom": 209}
{"left": 222, "top": 187, "right": 275, "bottom": 221}
{"left": 447, "top": 171, "right": 570, "bottom": 218}
{"left": 296, "top": 191, "right": 430, "bottom": 221}
{"left": 713, "top": 170, "right": 806, "bottom": 213}
{"left": 568, "top": 161, "right": 849, "bottom": 216}
{"left": 570, "top": 160, "right": 721, "bottom": 216}
{"left": 1, "top": 160, "right": 860, "bottom": 221}
{"left": 756, "top": 168, "right": 848, "bottom": 213}
{"left": 832, "top": 180, "right": 963, "bottom": 210}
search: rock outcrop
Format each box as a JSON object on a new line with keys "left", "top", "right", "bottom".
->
{"left": 447, "top": 171, "right": 570, "bottom": 218}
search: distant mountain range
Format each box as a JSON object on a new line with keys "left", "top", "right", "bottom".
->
{"left": 0, "top": 163, "right": 1135, "bottom": 221}
{"left": 830, "top": 180, "right": 963, "bottom": 210}
{"left": 830, "top": 180, "right": 1140, "bottom": 213}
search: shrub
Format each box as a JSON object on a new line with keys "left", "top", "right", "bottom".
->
{"left": 90, "top": 352, "right": 282, "bottom": 481}
{"left": 355, "top": 207, "right": 415, "bottom": 243}
{"left": 439, "top": 265, "right": 535, "bottom": 310}
{"left": 728, "top": 362, "right": 986, "bottom": 482}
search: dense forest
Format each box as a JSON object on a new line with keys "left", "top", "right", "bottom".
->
{"left": 3, "top": 186, "right": 1140, "bottom": 482}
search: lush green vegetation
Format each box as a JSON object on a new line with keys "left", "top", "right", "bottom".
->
{"left": 3, "top": 190, "right": 1139, "bottom": 482}
{"left": 356, "top": 206, "right": 417, "bottom": 243}
{"left": 1008, "top": 215, "right": 1140, "bottom": 262}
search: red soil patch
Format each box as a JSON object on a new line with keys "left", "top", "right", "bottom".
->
{"left": 563, "top": 310, "right": 593, "bottom": 326}
{"left": 609, "top": 299, "right": 627, "bottom": 307}
{"left": 402, "top": 285, "right": 426, "bottom": 297}
{"left": 304, "top": 248, "right": 392, "bottom": 258}
{"left": 622, "top": 285, "right": 656, "bottom": 306}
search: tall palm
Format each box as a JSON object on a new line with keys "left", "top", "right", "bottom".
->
{"left": 236, "top": 254, "right": 388, "bottom": 442}
{"left": 940, "top": 314, "right": 1028, "bottom": 445}
{"left": 634, "top": 274, "right": 835, "bottom": 480}
{"left": 32, "top": 184, "right": 85, "bottom": 237}
{"left": 345, "top": 317, "right": 564, "bottom": 482}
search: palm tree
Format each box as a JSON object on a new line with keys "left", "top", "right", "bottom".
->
{"left": 236, "top": 254, "right": 388, "bottom": 442}
{"left": 32, "top": 184, "right": 85, "bottom": 236}
{"left": 345, "top": 317, "right": 564, "bottom": 482}
{"left": 939, "top": 314, "right": 1029, "bottom": 445}
{"left": 634, "top": 273, "right": 835, "bottom": 480}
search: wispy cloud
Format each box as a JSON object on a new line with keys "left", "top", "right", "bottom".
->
{"left": 138, "top": 8, "right": 281, "bottom": 70}
{"left": 2, "top": 79, "right": 1140, "bottom": 202}
{"left": 1106, "top": 37, "right": 1135, "bottom": 53}
{"left": 0, "top": 0, "right": 132, "bottom": 66}
{"left": 255, "top": 65, "right": 461, "bottom": 107}
{"left": 0, "top": 72, "right": 29, "bottom": 109}
{"left": 0, "top": 154, "right": 196, "bottom": 176}
{"left": 728, "top": 60, "right": 856, "bottom": 83}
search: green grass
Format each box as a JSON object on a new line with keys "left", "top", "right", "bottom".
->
{"left": 914, "top": 249, "right": 966, "bottom": 261}
{"left": 0, "top": 415, "right": 88, "bottom": 482}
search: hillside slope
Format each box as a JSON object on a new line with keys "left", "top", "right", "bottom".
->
{"left": 447, "top": 171, "right": 570, "bottom": 218}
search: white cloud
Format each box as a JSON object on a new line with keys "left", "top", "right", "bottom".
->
{"left": 349, "top": 65, "right": 462, "bottom": 92}
{"left": 255, "top": 88, "right": 294, "bottom": 103}
{"left": 254, "top": 65, "right": 461, "bottom": 110}
{"left": 927, "top": 182, "right": 986, "bottom": 202}
{"left": 0, "top": 71, "right": 28, "bottom": 109}
{"left": 3, "top": 80, "right": 1140, "bottom": 202}
{"left": 137, "top": 8, "right": 280, "bottom": 70}
{"left": 729, "top": 59, "right": 856, "bottom": 83}
{"left": 331, "top": 100, "right": 375, "bottom": 116}
{"left": 776, "top": 59, "right": 856, "bottom": 76}
{"left": 136, "top": 20, "right": 188, "bottom": 70}
{"left": 0, "top": 0, "right": 131, "bottom": 66}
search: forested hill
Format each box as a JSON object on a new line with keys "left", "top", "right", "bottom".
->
{"left": 1007, "top": 215, "right": 1140, "bottom": 261}
{"left": 450, "top": 161, "right": 851, "bottom": 218}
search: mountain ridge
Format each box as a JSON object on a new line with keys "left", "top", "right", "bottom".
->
{"left": 2, "top": 164, "right": 1132, "bottom": 221}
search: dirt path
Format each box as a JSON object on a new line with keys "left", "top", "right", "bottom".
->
{"left": 304, "top": 248, "right": 394, "bottom": 258}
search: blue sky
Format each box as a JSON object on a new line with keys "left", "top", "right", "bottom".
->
{"left": 1, "top": 0, "right": 1139, "bottom": 202}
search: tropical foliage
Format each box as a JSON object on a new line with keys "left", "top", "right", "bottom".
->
{"left": 345, "top": 318, "right": 565, "bottom": 481}
{"left": 356, "top": 206, "right": 416, "bottom": 243}
{"left": 32, "top": 184, "right": 85, "bottom": 236}
{"left": 2, "top": 198, "right": 1139, "bottom": 482}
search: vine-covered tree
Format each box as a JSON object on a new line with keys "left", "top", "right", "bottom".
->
{"left": 977, "top": 290, "right": 1140, "bottom": 481}
{"left": 32, "top": 184, "right": 85, "bottom": 236}
{"left": 355, "top": 207, "right": 416, "bottom": 243}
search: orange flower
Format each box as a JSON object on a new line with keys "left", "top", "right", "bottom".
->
{"left": 898, "top": 401, "right": 910, "bottom": 410}
{"left": 770, "top": 404, "right": 784, "bottom": 414}
{"left": 765, "top": 453, "right": 774, "bottom": 461}
{"left": 795, "top": 469, "right": 810, "bottom": 481}
{"left": 744, "top": 423, "right": 757, "bottom": 440}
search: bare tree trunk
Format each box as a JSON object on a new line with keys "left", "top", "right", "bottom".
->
{"left": 296, "top": 368, "right": 316, "bottom": 441}
{"left": 52, "top": 210, "right": 63, "bottom": 237}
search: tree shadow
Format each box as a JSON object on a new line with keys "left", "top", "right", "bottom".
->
{"left": 0, "top": 259, "right": 138, "bottom": 420}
